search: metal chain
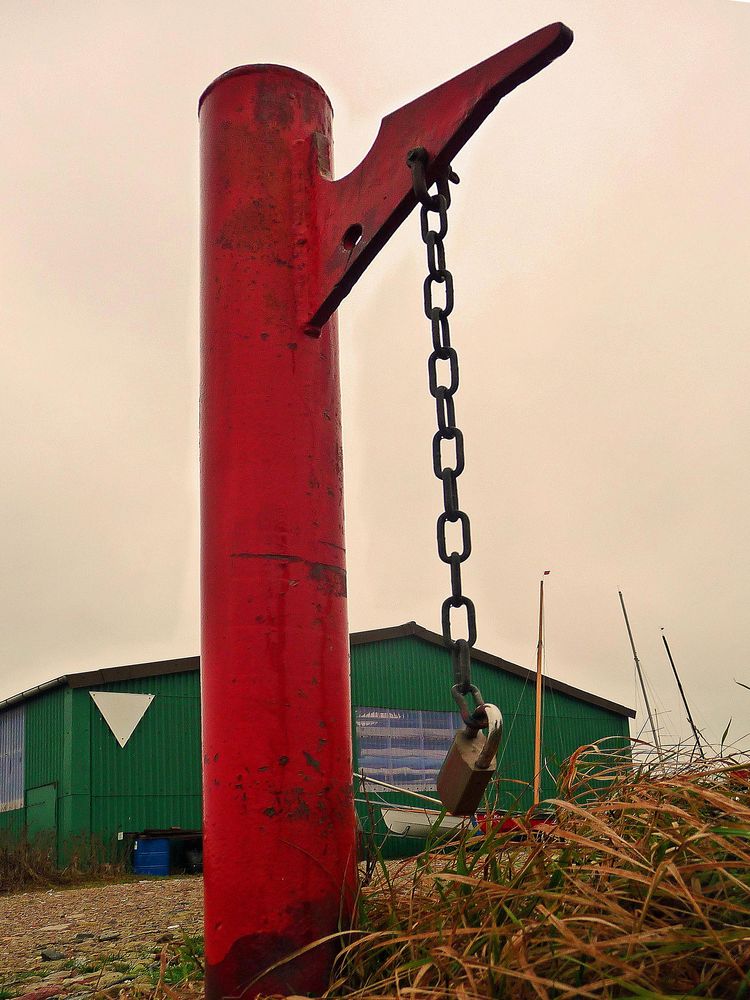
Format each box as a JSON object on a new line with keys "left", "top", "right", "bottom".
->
{"left": 407, "top": 147, "right": 486, "bottom": 731}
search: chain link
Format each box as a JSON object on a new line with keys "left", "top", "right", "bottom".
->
{"left": 407, "top": 147, "right": 485, "bottom": 727}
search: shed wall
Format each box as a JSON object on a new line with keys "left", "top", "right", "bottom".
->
{"left": 351, "top": 636, "right": 629, "bottom": 856}
{"left": 0, "top": 689, "right": 67, "bottom": 856}
{"left": 26, "top": 687, "right": 65, "bottom": 792}
{"left": 1, "top": 635, "right": 630, "bottom": 865}
{"left": 1, "top": 673, "right": 202, "bottom": 864}
{"left": 0, "top": 704, "right": 25, "bottom": 841}
{"left": 88, "top": 671, "right": 202, "bottom": 852}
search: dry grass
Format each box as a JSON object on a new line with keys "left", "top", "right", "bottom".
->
{"left": 0, "top": 836, "right": 127, "bottom": 894}
{"left": 321, "top": 746, "right": 750, "bottom": 999}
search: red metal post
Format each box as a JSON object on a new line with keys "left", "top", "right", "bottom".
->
{"left": 199, "top": 23, "right": 572, "bottom": 1000}
{"left": 199, "top": 67, "right": 355, "bottom": 999}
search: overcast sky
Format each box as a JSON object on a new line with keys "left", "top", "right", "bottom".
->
{"left": 2, "top": 2, "right": 749, "bottom": 752}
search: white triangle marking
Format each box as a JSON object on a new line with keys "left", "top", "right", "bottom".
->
{"left": 90, "top": 692, "right": 155, "bottom": 748}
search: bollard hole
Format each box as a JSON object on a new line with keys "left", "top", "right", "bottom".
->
{"left": 342, "top": 223, "right": 363, "bottom": 249}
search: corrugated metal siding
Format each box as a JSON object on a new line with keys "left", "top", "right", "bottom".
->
{"left": 0, "top": 807, "right": 24, "bottom": 840}
{"left": 538, "top": 687, "right": 629, "bottom": 802}
{"left": 352, "top": 637, "right": 454, "bottom": 711}
{"left": 89, "top": 671, "right": 201, "bottom": 847}
{"left": 351, "top": 636, "right": 630, "bottom": 855}
{"left": 0, "top": 704, "right": 25, "bottom": 811}
{"left": 0, "top": 691, "right": 66, "bottom": 854}
{"left": 0, "top": 636, "right": 629, "bottom": 865}
{"left": 25, "top": 688, "right": 65, "bottom": 792}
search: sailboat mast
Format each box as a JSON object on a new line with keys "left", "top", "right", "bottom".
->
{"left": 661, "top": 630, "right": 705, "bottom": 759}
{"left": 618, "top": 591, "right": 661, "bottom": 754}
{"left": 533, "top": 577, "right": 544, "bottom": 807}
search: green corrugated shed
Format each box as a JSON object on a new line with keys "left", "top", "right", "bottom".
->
{"left": 0, "top": 624, "right": 633, "bottom": 864}
{"left": 0, "top": 658, "right": 201, "bottom": 866}
{"left": 88, "top": 671, "right": 202, "bottom": 859}
{"left": 349, "top": 623, "right": 633, "bottom": 857}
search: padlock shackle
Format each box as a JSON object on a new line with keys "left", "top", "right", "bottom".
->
{"left": 476, "top": 703, "right": 503, "bottom": 769}
{"left": 451, "top": 683, "right": 487, "bottom": 731}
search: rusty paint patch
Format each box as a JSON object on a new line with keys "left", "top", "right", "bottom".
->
{"left": 228, "top": 552, "right": 347, "bottom": 596}
{"left": 303, "top": 751, "right": 320, "bottom": 771}
{"left": 255, "top": 79, "right": 293, "bottom": 127}
{"left": 312, "top": 129, "right": 332, "bottom": 178}
{"left": 308, "top": 561, "right": 347, "bottom": 597}
{"left": 204, "top": 898, "right": 342, "bottom": 1000}
{"left": 284, "top": 787, "right": 310, "bottom": 820}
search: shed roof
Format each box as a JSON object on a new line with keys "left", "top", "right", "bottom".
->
{"left": 0, "top": 656, "right": 199, "bottom": 712}
{"left": 0, "top": 623, "right": 635, "bottom": 718}
{"left": 351, "top": 622, "right": 635, "bottom": 718}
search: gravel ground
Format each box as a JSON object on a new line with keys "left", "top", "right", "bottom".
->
{"left": 0, "top": 864, "right": 401, "bottom": 999}
{"left": 0, "top": 876, "right": 203, "bottom": 999}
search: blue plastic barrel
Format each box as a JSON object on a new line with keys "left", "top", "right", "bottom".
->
{"left": 133, "top": 837, "right": 170, "bottom": 875}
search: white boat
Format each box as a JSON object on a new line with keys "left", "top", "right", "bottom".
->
{"left": 380, "top": 804, "right": 469, "bottom": 838}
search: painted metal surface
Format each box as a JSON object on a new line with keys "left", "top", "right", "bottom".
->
{"left": 26, "top": 783, "right": 56, "bottom": 844}
{"left": 352, "top": 635, "right": 630, "bottom": 856}
{"left": 89, "top": 674, "right": 201, "bottom": 847}
{"left": 197, "top": 26, "right": 574, "bottom": 996}
{"left": 89, "top": 691, "right": 154, "bottom": 747}
{"left": 1, "top": 673, "right": 201, "bottom": 861}
{"left": 0, "top": 804, "right": 24, "bottom": 839}
{"left": 60, "top": 687, "right": 91, "bottom": 865}
{"left": 306, "top": 22, "right": 573, "bottom": 330}
{"left": 26, "top": 690, "right": 66, "bottom": 860}
{"left": 0, "top": 692, "right": 66, "bottom": 855}
{"left": 351, "top": 622, "right": 635, "bottom": 718}
{"left": 0, "top": 630, "right": 628, "bottom": 873}
{"left": 199, "top": 67, "right": 355, "bottom": 999}
{"left": 0, "top": 704, "right": 25, "bottom": 812}
{"left": 26, "top": 687, "right": 65, "bottom": 793}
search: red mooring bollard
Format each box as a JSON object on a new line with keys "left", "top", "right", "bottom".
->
{"left": 199, "top": 24, "right": 572, "bottom": 1000}
{"left": 199, "top": 67, "right": 356, "bottom": 999}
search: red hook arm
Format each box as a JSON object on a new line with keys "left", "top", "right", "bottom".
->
{"left": 306, "top": 22, "right": 573, "bottom": 331}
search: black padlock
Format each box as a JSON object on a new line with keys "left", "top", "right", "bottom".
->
{"left": 437, "top": 703, "right": 503, "bottom": 815}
